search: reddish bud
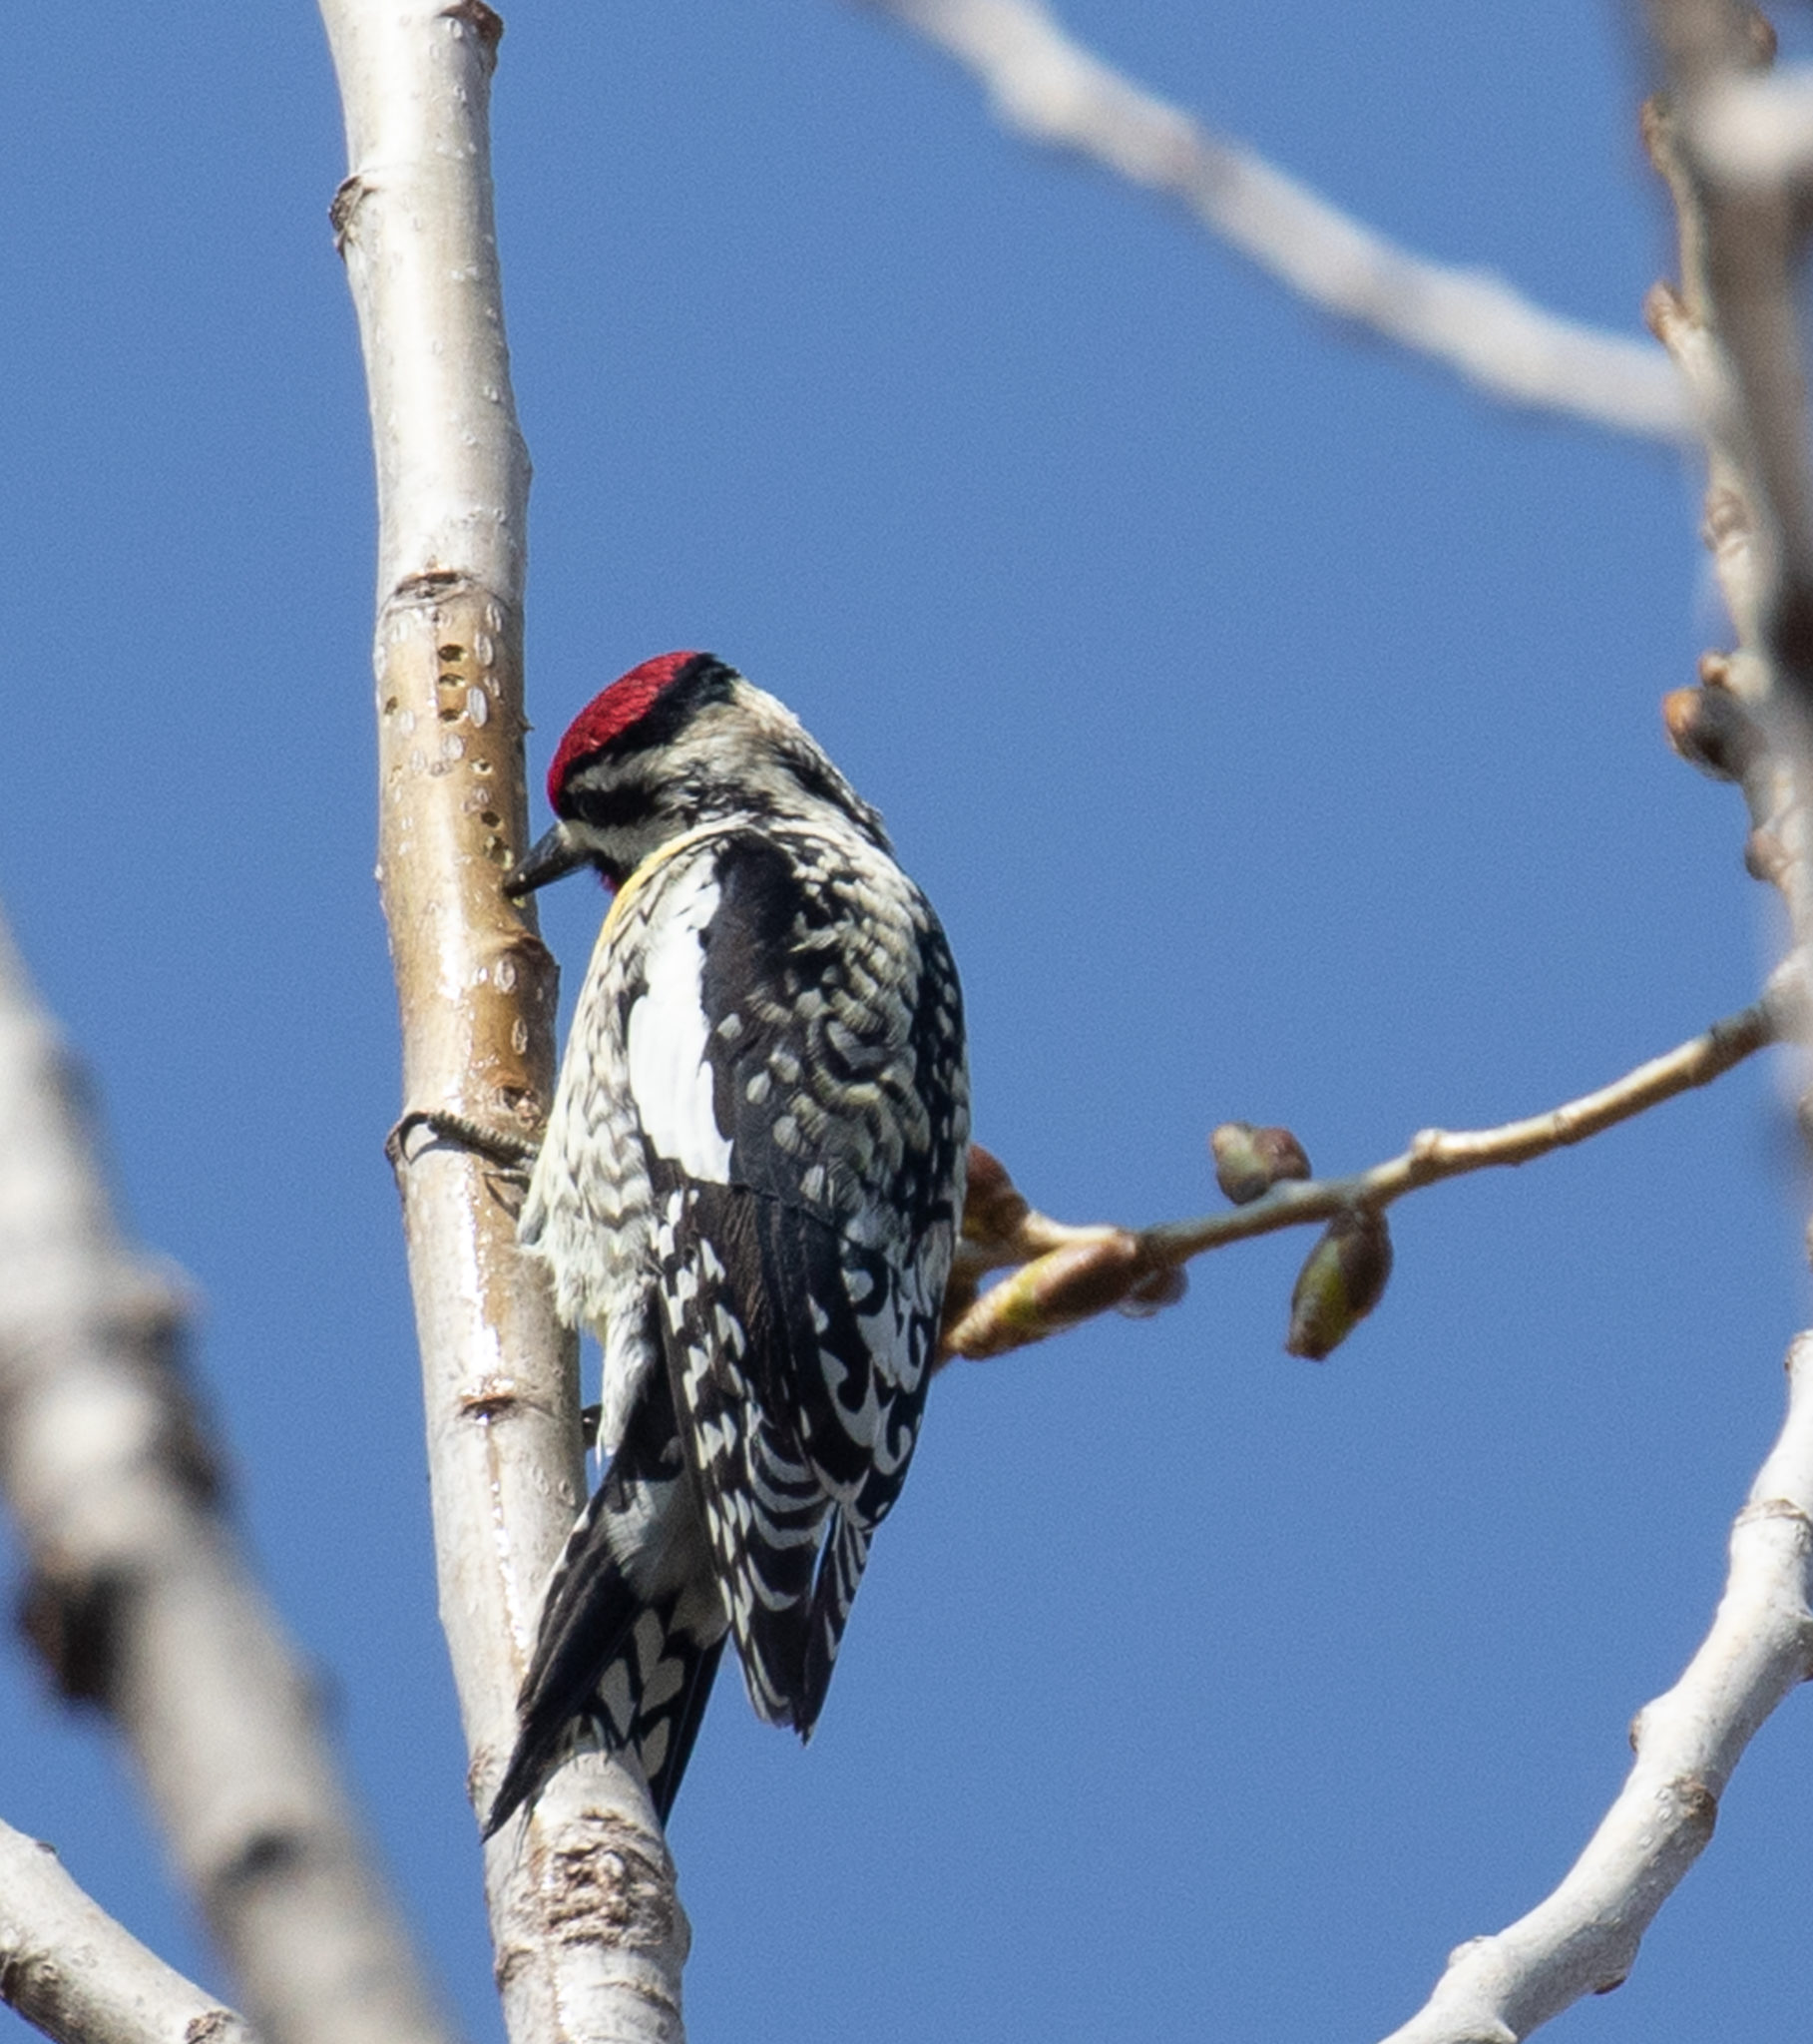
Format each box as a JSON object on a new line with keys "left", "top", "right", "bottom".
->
{"left": 1661, "top": 686, "right": 1762, "bottom": 782}
{"left": 1285, "top": 1209, "right": 1393, "bottom": 1361}
{"left": 1642, "top": 275, "right": 1685, "bottom": 343}
{"left": 962, "top": 1143, "right": 1031, "bottom": 1250}
{"left": 1212, "top": 1122, "right": 1312, "bottom": 1205}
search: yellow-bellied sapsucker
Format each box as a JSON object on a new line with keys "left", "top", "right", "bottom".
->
{"left": 483, "top": 652, "right": 969, "bottom": 1834}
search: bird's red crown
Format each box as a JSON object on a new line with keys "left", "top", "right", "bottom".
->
{"left": 546, "top": 651, "right": 707, "bottom": 810}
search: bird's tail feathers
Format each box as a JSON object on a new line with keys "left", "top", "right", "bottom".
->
{"left": 482, "top": 1374, "right": 726, "bottom": 1836}
{"left": 799, "top": 1506, "right": 872, "bottom": 1738}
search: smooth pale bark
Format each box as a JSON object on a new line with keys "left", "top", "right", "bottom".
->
{"left": 318, "top": 3, "right": 689, "bottom": 2038}
{"left": 0, "top": 1819, "right": 257, "bottom": 2044}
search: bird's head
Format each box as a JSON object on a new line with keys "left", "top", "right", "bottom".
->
{"left": 505, "top": 651, "right": 889, "bottom": 899}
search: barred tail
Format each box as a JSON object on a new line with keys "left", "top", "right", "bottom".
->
{"left": 799, "top": 1507, "right": 872, "bottom": 1735}
{"left": 483, "top": 1369, "right": 727, "bottom": 1836}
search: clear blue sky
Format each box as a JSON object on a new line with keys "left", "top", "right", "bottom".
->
{"left": 5, "top": 4, "right": 1810, "bottom": 2039}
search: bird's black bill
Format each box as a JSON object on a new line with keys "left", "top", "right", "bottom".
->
{"left": 505, "top": 821, "right": 589, "bottom": 899}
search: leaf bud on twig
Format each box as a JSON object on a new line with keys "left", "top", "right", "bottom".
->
{"left": 962, "top": 1142, "right": 1032, "bottom": 1250}
{"left": 1285, "top": 1208, "right": 1393, "bottom": 1360}
{"left": 1661, "top": 684, "right": 1763, "bottom": 781}
{"left": 1118, "top": 1265, "right": 1188, "bottom": 1318}
{"left": 1211, "top": 1121, "right": 1312, "bottom": 1205}
{"left": 1746, "top": 826, "right": 1791, "bottom": 884}
{"left": 1642, "top": 274, "right": 1687, "bottom": 344}
{"left": 1013, "top": 1233, "right": 1145, "bottom": 1322}
{"left": 1739, "top": 4, "right": 1778, "bottom": 68}
{"left": 949, "top": 1232, "right": 1147, "bottom": 1359}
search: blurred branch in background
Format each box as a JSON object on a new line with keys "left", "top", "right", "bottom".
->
{"left": 317, "top": 1, "right": 689, "bottom": 2038}
{"left": 0, "top": 905, "right": 452, "bottom": 2044}
{"left": 851, "top": 0, "right": 1689, "bottom": 439}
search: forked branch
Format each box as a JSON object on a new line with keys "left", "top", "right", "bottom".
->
{"left": 1380, "top": 1331, "right": 1813, "bottom": 2042}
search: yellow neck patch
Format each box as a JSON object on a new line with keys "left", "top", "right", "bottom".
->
{"left": 595, "top": 818, "right": 746, "bottom": 955}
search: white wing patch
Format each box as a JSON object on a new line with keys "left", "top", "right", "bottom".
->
{"left": 627, "top": 861, "right": 734, "bottom": 1182}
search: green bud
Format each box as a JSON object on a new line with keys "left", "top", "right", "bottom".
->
{"left": 1285, "top": 1208, "right": 1393, "bottom": 1360}
{"left": 1211, "top": 1122, "right": 1312, "bottom": 1205}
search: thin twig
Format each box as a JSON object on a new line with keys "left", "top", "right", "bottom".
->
{"left": 1148, "top": 997, "right": 1774, "bottom": 1258}
{"left": 0, "top": 909, "right": 453, "bottom": 2044}
{"left": 945, "top": 998, "right": 1775, "bottom": 1360}
{"left": 852, "top": 0, "right": 1688, "bottom": 439}
{"left": 0, "top": 1817, "right": 258, "bottom": 2044}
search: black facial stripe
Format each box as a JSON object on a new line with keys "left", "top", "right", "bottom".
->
{"left": 568, "top": 779, "right": 661, "bottom": 832}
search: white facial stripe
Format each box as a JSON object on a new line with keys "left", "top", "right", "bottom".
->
{"left": 627, "top": 863, "right": 734, "bottom": 1182}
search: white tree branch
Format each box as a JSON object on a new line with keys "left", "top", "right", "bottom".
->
{"left": 1379, "top": 9, "right": 1813, "bottom": 2034}
{"left": 851, "top": 0, "right": 1688, "bottom": 439}
{"left": 0, "top": 909, "right": 453, "bottom": 2044}
{"left": 0, "top": 1818, "right": 257, "bottom": 2044}
{"left": 1379, "top": 1331, "right": 1813, "bottom": 2042}
{"left": 317, "top": 3, "right": 690, "bottom": 2038}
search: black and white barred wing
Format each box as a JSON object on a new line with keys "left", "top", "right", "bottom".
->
{"left": 651, "top": 1184, "right": 829, "bottom": 1728}
{"left": 632, "top": 825, "right": 969, "bottom": 1736}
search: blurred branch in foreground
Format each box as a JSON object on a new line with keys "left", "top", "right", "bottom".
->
{"left": 0, "top": 1817, "right": 257, "bottom": 2044}
{"left": 852, "top": 0, "right": 1688, "bottom": 440}
{"left": 944, "top": 992, "right": 1778, "bottom": 1362}
{"left": 0, "top": 904, "right": 453, "bottom": 2044}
